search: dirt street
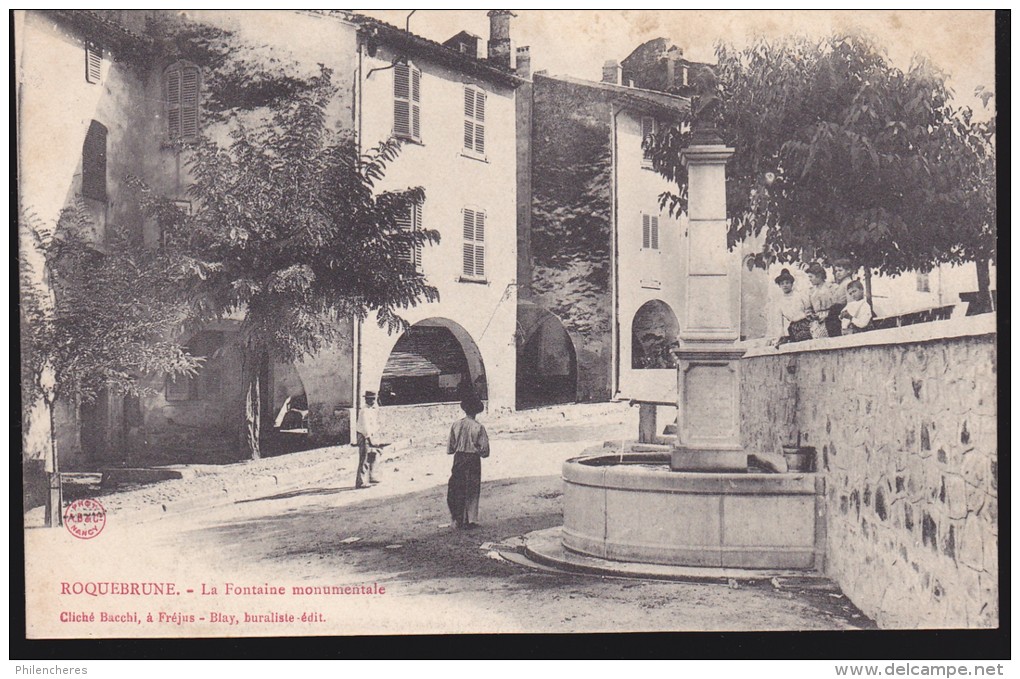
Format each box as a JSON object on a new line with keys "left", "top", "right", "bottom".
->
{"left": 23, "top": 407, "right": 875, "bottom": 636}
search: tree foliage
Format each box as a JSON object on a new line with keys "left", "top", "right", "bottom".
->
{"left": 649, "top": 33, "right": 996, "bottom": 277}
{"left": 135, "top": 21, "right": 440, "bottom": 457}
{"left": 19, "top": 204, "right": 200, "bottom": 409}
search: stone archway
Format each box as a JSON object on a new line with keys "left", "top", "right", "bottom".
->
{"left": 378, "top": 318, "right": 487, "bottom": 406}
{"left": 516, "top": 302, "right": 578, "bottom": 409}
{"left": 631, "top": 299, "right": 680, "bottom": 369}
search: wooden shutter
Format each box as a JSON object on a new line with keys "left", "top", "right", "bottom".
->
{"left": 82, "top": 121, "right": 107, "bottom": 202}
{"left": 166, "top": 63, "right": 200, "bottom": 141}
{"left": 395, "top": 203, "right": 413, "bottom": 264}
{"left": 473, "top": 211, "right": 485, "bottom": 276}
{"left": 394, "top": 63, "right": 421, "bottom": 141}
{"left": 166, "top": 67, "right": 182, "bottom": 139}
{"left": 85, "top": 41, "right": 102, "bottom": 84}
{"left": 463, "top": 209, "right": 475, "bottom": 276}
{"left": 396, "top": 201, "right": 423, "bottom": 269}
{"left": 463, "top": 209, "right": 485, "bottom": 278}
{"left": 394, "top": 63, "right": 410, "bottom": 137}
{"left": 464, "top": 88, "right": 475, "bottom": 151}
{"left": 411, "top": 66, "right": 421, "bottom": 140}
{"left": 641, "top": 214, "right": 659, "bottom": 250}
{"left": 181, "top": 66, "right": 200, "bottom": 139}
{"left": 464, "top": 87, "right": 486, "bottom": 154}
{"left": 413, "top": 201, "right": 423, "bottom": 269}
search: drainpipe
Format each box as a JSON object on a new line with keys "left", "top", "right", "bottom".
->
{"left": 352, "top": 37, "right": 365, "bottom": 442}
{"left": 610, "top": 104, "right": 626, "bottom": 399}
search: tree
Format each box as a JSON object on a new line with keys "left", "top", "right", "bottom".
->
{"left": 649, "top": 33, "right": 996, "bottom": 283}
{"left": 138, "top": 22, "right": 439, "bottom": 459}
{"left": 19, "top": 204, "right": 199, "bottom": 524}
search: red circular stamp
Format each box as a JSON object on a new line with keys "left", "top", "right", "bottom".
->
{"left": 63, "top": 499, "right": 106, "bottom": 539}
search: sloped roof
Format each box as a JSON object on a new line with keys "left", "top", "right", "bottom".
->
{"left": 535, "top": 72, "right": 690, "bottom": 117}
{"left": 330, "top": 11, "right": 523, "bottom": 88}
{"left": 47, "top": 10, "right": 152, "bottom": 50}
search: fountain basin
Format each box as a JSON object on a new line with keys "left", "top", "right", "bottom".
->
{"left": 562, "top": 450, "right": 825, "bottom": 570}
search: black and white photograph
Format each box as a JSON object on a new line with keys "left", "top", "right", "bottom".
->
{"left": 15, "top": 8, "right": 1000, "bottom": 652}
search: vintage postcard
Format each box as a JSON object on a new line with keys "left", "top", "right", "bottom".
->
{"left": 17, "top": 9, "right": 998, "bottom": 644}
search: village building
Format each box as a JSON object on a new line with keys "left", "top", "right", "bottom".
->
{"left": 20, "top": 11, "right": 989, "bottom": 469}
{"left": 17, "top": 9, "right": 526, "bottom": 467}
{"left": 516, "top": 43, "right": 769, "bottom": 408}
{"left": 17, "top": 10, "right": 168, "bottom": 473}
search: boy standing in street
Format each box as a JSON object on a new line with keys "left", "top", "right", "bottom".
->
{"left": 355, "top": 391, "right": 382, "bottom": 489}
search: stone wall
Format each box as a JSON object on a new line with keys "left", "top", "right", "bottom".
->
{"left": 741, "top": 317, "right": 997, "bottom": 628}
{"left": 525, "top": 75, "right": 614, "bottom": 402}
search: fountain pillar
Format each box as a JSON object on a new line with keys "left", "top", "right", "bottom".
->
{"left": 671, "top": 131, "right": 744, "bottom": 471}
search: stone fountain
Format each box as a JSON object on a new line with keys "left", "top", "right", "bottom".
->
{"left": 555, "top": 131, "right": 825, "bottom": 571}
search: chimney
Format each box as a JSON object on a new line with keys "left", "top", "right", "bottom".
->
{"left": 602, "top": 59, "right": 622, "bottom": 85}
{"left": 515, "top": 46, "right": 531, "bottom": 80}
{"left": 665, "top": 48, "right": 684, "bottom": 89}
{"left": 487, "top": 10, "right": 516, "bottom": 69}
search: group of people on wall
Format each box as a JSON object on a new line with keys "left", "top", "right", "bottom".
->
{"left": 772, "top": 259, "right": 873, "bottom": 347}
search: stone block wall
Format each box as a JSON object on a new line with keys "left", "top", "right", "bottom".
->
{"left": 741, "top": 319, "right": 997, "bottom": 628}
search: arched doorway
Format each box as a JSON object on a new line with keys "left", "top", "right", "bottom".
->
{"left": 379, "top": 318, "right": 487, "bottom": 405}
{"left": 631, "top": 300, "right": 680, "bottom": 369}
{"left": 516, "top": 303, "right": 577, "bottom": 409}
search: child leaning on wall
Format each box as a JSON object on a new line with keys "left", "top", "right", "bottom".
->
{"left": 840, "top": 280, "right": 873, "bottom": 334}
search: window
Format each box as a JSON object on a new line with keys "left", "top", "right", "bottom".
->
{"left": 641, "top": 116, "right": 657, "bottom": 167}
{"left": 394, "top": 61, "right": 421, "bottom": 141}
{"left": 82, "top": 120, "right": 107, "bottom": 202}
{"left": 641, "top": 213, "right": 659, "bottom": 250}
{"left": 166, "top": 331, "right": 225, "bottom": 401}
{"left": 463, "top": 85, "right": 486, "bottom": 156}
{"left": 916, "top": 271, "right": 931, "bottom": 293}
{"left": 165, "top": 61, "right": 200, "bottom": 141}
{"left": 462, "top": 208, "right": 486, "bottom": 280}
{"left": 682, "top": 66, "right": 689, "bottom": 87}
{"left": 85, "top": 41, "right": 102, "bottom": 84}
{"left": 396, "top": 200, "right": 423, "bottom": 271}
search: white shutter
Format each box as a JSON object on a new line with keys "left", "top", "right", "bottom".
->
{"left": 474, "top": 90, "right": 485, "bottom": 122}
{"left": 473, "top": 212, "right": 485, "bottom": 277}
{"left": 474, "top": 120, "right": 485, "bottom": 154}
{"left": 473, "top": 90, "right": 485, "bottom": 154}
{"left": 394, "top": 63, "right": 411, "bottom": 138}
{"left": 85, "top": 41, "right": 102, "bottom": 84}
{"left": 461, "top": 209, "right": 485, "bottom": 279}
{"left": 413, "top": 201, "right": 423, "bottom": 269}
{"left": 395, "top": 201, "right": 423, "bottom": 270}
{"left": 394, "top": 63, "right": 421, "bottom": 141}
{"left": 463, "top": 86, "right": 486, "bottom": 155}
{"left": 396, "top": 204, "right": 413, "bottom": 264}
{"left": 411, "top": 66, "right": 421, "bottom": 140}
{"left": 462, "top": 209, "right": 475, "bottom": 276}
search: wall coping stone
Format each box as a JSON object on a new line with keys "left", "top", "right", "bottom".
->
{"left": 739, "top": 314, "right": 996, "bottom": 359}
